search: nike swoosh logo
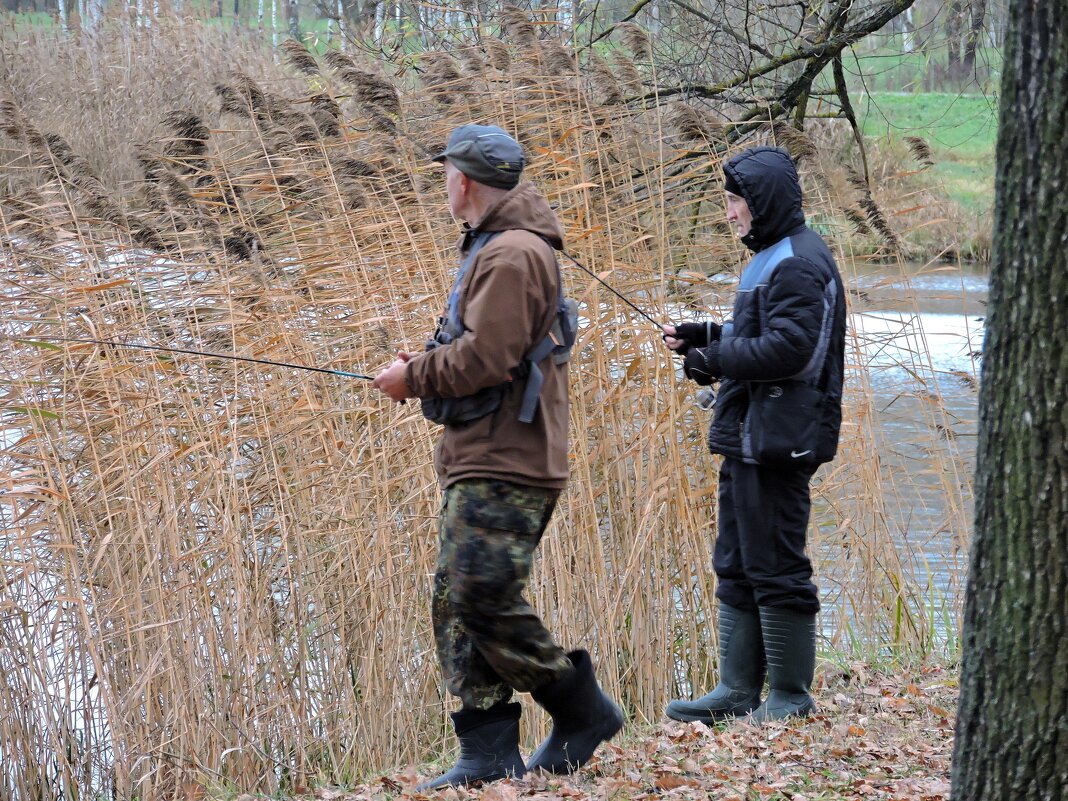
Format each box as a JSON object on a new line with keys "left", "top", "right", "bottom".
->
{"left": 791, "top": 450, "right": 813, "bottom": 458}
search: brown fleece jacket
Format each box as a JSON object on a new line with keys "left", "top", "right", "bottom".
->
{"left": 405, "top": 183, "right": 569, "bottom": 490}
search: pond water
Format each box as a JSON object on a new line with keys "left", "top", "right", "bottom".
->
{"left": 824, "top": 259, "right": 985, "bottom": 640}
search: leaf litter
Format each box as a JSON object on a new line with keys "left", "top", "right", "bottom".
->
{"left": 284, "top": 663, "right": 957, "bottom": 801}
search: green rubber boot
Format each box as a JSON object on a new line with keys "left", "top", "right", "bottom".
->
{"left": 749, "top": 607, "right": 816, "bottom": 723}
{"left": 665, "top": 604, "right": 766, "bottom": 724}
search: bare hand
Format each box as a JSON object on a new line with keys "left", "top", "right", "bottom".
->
{"left": 661, "top": 324, "right": 687, "bottom": 351}
{"left": 373, "top": 351, "right": 414, "bottom": 402}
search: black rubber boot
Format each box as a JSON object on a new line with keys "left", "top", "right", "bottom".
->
{"left": 665, "top": 604, "right": 766, "bottom": 724}
{"left": 749, "top": 607, "right": 817, "bottom": 723}
{"left": 527, "top": 650, "right": 624, "bottom": 774}
{"left": 415, "top": 702, "right": 526, "bottom": 791}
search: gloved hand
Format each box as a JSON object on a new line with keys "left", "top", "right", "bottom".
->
{"left": 683, "top": 341, "right": 722, "bottom": 385}
{"left": 663, "top": 320, "right": 722, "bottom": 355}
{"left": 673, "top": 321, "right": 722, "bottom": 348}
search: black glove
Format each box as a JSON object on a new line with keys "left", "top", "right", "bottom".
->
{"left": 683, "top": 341, "right": 722, "bottom": 386}
{"left": 673, "top": 320, "right": 722, "bottom": 348}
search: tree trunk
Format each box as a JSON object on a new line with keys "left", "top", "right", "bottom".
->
{"left": 945, "top": 1, "right": 965, "bottom": 81}
{"left": 287, "top": 0, "right": 298, "bottom": 38}
{"left": 951, "top": 1, "right": 1068, "bottom": 799}
{"left": 963, "top": 0, "right": 988, "bottom": 74}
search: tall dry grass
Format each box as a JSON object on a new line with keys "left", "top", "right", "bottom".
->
{"left": 0, "top": 14, "right": 975, "bottom": 799}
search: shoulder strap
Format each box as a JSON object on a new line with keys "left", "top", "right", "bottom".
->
{"left": 446, "top": 230, "right": 503, "bottom": 335}
{"left": 517, "top": 335, "right": 557, "bottom": 423}
{"left": 444, "top": 230, "right": 566, "bottom": 425}
{"left": 517, "top": 233, "right": 566, "bottom": 424}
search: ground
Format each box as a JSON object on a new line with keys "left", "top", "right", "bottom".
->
{"left": 859, "top": 90, "right": 997, "bottom": 217}
{"left": 276, "top": 662, "right": 958, "bottom": 801}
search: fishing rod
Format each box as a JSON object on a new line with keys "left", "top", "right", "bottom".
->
{"left": 556, "top": 250, "right": 665, "bottom": 332}
{"left": 13, "top": 335, "right": 374, "bottom": 380}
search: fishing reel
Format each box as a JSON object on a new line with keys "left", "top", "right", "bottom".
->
{"left": 695, "top": 387, "right": 717, "bottom": 411}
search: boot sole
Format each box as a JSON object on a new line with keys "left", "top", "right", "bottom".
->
{"left": 665, "top": 697, "right": 759, "bottom": 725}
{"left": 415, "top": 766, "right": 525, "bottom": 791}
{"left": 664, "top": 707, "right": 752, "bottom": 724}
{"left": 748, "top": 701, "right": 816, "bottom": 725}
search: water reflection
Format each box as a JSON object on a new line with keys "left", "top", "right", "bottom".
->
{"left": 822, "top": 261, "right": 986, "bottom": 641}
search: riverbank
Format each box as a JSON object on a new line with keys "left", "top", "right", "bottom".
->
{"left": 2, "top": 23, "right": 977, "bottom": 798}
{"left": 846, "top": 90, "right": 997, "bottom": 262}
{"left": 257, "top": 661, "right": 958, "bottom": 801}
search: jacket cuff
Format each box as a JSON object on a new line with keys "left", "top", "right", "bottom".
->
{"left": 404, "top": 353, "right": 427, "bottom": 396}
{"left": 703, "top": 340, "right": 722, "bottom": 376}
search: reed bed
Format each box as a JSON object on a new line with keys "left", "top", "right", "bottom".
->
{"left": 0, "top": 15, "right": 975, "bottom": 799}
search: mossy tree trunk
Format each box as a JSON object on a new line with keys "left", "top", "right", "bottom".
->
{"left": 952, "top": 1, "right": 1068, "bottom": 798}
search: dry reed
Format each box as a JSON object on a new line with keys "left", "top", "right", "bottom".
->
{"left": 0, "top": 18, "right": 974, "bottom": 800}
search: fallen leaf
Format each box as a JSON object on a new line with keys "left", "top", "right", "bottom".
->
{"left": 480, "top": 784, "right": 518, "bottom": 801}
{"left": 655, "top": 774, "right": 699, "bottom": 790}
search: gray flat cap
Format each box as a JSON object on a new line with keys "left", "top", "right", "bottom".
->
{"left": 433, "top": 124, "right": 525, "bottom": 189}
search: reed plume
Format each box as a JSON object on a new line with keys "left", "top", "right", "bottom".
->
{"left": 281, "top": 38, "right": 320, "bottom": 77}
{"left": 588, "top": 51, "right": 623, "bottom": 105}
{"left": 616, "top": 21, "right": 653, "bottom": 61}
{"left": 310, "top": 93, "right": 342, "bottom": 138}
{"left": 498, "top": 5, "right": 537, "bottom": 48}
{"left": 324, "top": 50, "right": 401, "bottom": 116}
{"left": 768, "top": 120, "right": 818, "bottom": 161}
{"left": 540, "top": 38, "right": 576, "bottom": 76}
{"left": 420, "top": 51, "right": 465, "bottom": 103}
{"left": 905, "top": 135, "right": 935, "bottom": 167}
{"left": 667, "top": 102, "right": 724, "bottom": 146}
{"left": 843, "top": 206, "right": 873, "bottom": 235}
{"left": 613, "top": 53, "right": 644, "bottom": 95}
{"left": 484, "top": 36, "right": 512, "bottom": 72}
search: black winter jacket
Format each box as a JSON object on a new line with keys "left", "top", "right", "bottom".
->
{"left": 704, "top": 147, "right": 846, "bottom": 464}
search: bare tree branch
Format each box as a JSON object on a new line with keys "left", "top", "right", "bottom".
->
{"left": 583, "top": 0, "right": 657, "bottom": 50}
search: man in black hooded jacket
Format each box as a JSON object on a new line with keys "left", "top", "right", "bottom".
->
{"left": 662, "top": 146, "right": 846, "bottom": 724}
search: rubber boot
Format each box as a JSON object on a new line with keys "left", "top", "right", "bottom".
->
{"left": 665, "top": 604, "right": 766, "bottom": 724}
{"left": 527, "top": 650, "right": 624, "bottom": 774}
{"left": 749, "top": 607, "right": 817, "bottom": 723}
{"left": 415, "top": 702, "right": 526, "bottom": 791}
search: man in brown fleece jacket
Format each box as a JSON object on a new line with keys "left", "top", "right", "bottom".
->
{"left": 373, "top": 125, "right": 622, "bottom": 790}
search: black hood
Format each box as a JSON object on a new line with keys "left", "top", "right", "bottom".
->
{"left": 723, "top": 146, "right": 806, "bottom": 252}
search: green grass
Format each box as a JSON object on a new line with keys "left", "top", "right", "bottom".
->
{"left": 842, "top": 42, "right": 1002, "bottom": 93}
{"left": 0, "top": 4, "right": 338, "bottom": 36}
{"left": 859, "top": 90, "right": 998, "bottom": 216}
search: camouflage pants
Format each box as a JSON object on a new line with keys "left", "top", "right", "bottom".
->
{"left": 433, "top": 478, "right": 572, "bottom": 711}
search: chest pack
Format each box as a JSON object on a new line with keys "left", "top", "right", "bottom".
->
{"left": 420, "top": 230, "right": 579, "bottom": 427}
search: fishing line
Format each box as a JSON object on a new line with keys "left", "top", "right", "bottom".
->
{"left": 384, "top": 125, "right": 667, "bottom": 333}
{"left": 11, "top": 335, "right": 374, "bottom": 380}
{"left": 557, "top": 250, "right": 665, "bottom": 332}
{"left": 379, "top": 125, "right": 667, "bottom": 334}
{"left": 546, "top": 246, "right": 662, "bottom": 331}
